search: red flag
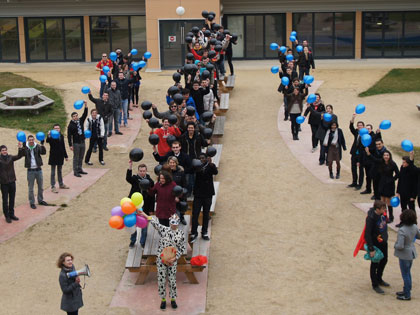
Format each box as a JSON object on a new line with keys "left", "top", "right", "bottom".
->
{"left": 353, "top": 224, "right": 366, "bottom": 257}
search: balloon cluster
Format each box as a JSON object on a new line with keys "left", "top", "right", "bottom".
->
{"left": 109, "top": 193, "right": 148, "bottom": 230}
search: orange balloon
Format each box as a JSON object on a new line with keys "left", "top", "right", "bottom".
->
{"left": 121, "top": 201, "right": 136, "bottom": 215}
{"left": 109, "top": 216, "right": 124, "bottom": 229}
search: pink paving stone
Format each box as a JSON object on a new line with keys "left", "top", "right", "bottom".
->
{"left": 277, "top": 80, "right": 350, "bottom": 184}
{"left": 0, "top": 168, "right": 108, "bottom": 243}
{"left": 110, "top": 225, "right": 211, "bottom": 315}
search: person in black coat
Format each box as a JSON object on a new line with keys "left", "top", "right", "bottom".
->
{"left": 167, "top": 156, "right": 187, "bottom": 225}
{"left": 369, "top": 139, "right": 387, "bottom": 200}
{"left": 67, "top": 103, "right": 88, "bottom": 177}
{"left": 322, "top": 122, "right": 346, "bottom": 179}
{"left": 153, "top": 141, "right": 192, "bottom": 172}
{"left": 190, "top": 153, "right": 218, "bottom": 242}
{"left": 57, "top": 252, "right": 83, "bottom": 315}
{"left": 88, "top": 91, "right": 112, "bottom": 151}
{"left": 304, "top": 93, "right": 325, "bottom": 152}
{"left": 396, "top": 151, "right": 417, "bottom": 212}
{"left": 348, "top": 114, "right": 365, "bottom": 190}
{"left": 297, "top": 46, "right": 315, "bottom": 80}
{"left": 126, "top": 161, "right": 155, "bottom": 248}
{"left": 46, "top": 124, "right": 69, "bottom": 193}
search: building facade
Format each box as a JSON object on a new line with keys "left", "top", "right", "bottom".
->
{"left": 0, "top": 0, "right": 419, "bottom": 70}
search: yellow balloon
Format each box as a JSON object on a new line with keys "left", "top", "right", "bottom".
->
{"left": 131, "top": 192, "right": 144, "bottom": 207}
{"left": 120, "top": 197, "right": 131, "bottom": 206}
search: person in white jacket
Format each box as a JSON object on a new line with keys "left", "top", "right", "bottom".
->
{"left": 84, "top": 109, "right": 106, "bottom": 165}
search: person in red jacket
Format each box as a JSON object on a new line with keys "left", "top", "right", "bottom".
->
{"left": 152, "top": 118, "right": 181, "bottom": 157}
{"left": 148, "top": 170, "right": 178, "bottom": 226}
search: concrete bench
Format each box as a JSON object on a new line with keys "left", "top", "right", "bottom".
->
{"left": 225, "top": 75, "right": 235, "bottom": 90}
{"left": 219, "top": 93, "right": 229, "bottom": 113}
{"left": 212, "top": 116, "right": 225, "bottom": 137}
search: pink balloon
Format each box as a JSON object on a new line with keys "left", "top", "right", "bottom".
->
{"left": 111, "top": 206, "right": 124, "bottom": 217}
{"left": 136, "top": 215, "right": 148, "bottom": 228}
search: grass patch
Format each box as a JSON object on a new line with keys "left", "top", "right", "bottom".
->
{"left": 359, "top": 68, "right": 420, "bottom": 97}
{"left": 0, "top": 72, "right": 67, "bottom": 134}
{"left": 389, "top": 145, "right": 420, "bottom": 167}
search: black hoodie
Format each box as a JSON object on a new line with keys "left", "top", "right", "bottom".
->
{"left": 365, "top": 207, "right": 388, "bottom": 251}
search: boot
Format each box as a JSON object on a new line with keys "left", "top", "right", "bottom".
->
{"left": 388, "top": 206, "right": 394, "bottom": 223}
{"left": 329, "top": 172, "right": 334, "bottom": 179}
{"left": 336, "top": 171, "right": 340, "bottom": 179}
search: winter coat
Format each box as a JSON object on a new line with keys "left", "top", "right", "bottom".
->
{"left": 23, "top": 142, "right": 46, "bottom": 169}
{"left": 148, "top": 181, "right": 177, "bottom": 219}
{"left": 106, "top": 87, "right": 122, "bottom": 110}
{"left": 349, "top": 122, "right": 364, "bottom": 156}
{"left": 59, "top": 266, "right": 83, "bottom": 312}
{"left": 152, "top": 126, "right": 182, "bottom": 157}
{"left": 369, "top": 155, "right": 400, "bottom": 197}
{"left": 304, "top": 102, "right": 325, "bottom": 125}
{"left": 286, "top": 89, "right": 309, "bottom": 114}
{"left": 365, "top": 207, "right": 388, "bottom": 252}
{"left": 323, "top": 128, "right": 347, "bottom": 160}
{"left": 171, "top": 166, "right": 187, "bottom": 188}
{"left": 88, "top": 94, "right": 112, "bottom": 123}
{"left": 84, "top": 115, "right": 105, "bottom": 138}
{"left": 0, "top": 148, "right": 25, "bottom": 184}
{"left": 397, "top": 160, "right": 418, "bottom": 198}
{"left": 394, "top": 224, "right": 420, "bottom": 260}
{"left": 46, "top": 134, "right": 68, "bottom": 166}
{"left": 307, "top": 107, "right": 338, "bottom": 140}
{"left": 153, "top": 150, "right": 192, "bottom": 172}
{"left": 126, "top": 170, "right": 155, "bottom": 214}
{"left": 297, "top": 52, "right": 315, "bottom": 70}
{"left": 180, "top": 131, "right": 207, "bottom": 160}
{"left": 67, "top": 107, "right": 88, "bottom": 146}
{"left": 194, "top": 162, "right": 218, "bottom": 198}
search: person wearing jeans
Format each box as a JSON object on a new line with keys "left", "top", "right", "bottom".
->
{"left": 84, "top": 109, "right": 106, "bottom": 166}
{"left": 119, "top": 98, "right": 129, "bottom": 127}
{"left": 0, "top": 143, "right": 24, "bottom": 223}
{"left": 190, "top": 153, "right": 218, "bottom": 243}
{"left": 67, "top": 103, "right": 88, "bottom": 177}
{"left": 96, "top": 53, "right": 113, "bottom": 98}
{"left": 286, "top": 86, "right": 308, "bottom": 141}
{"left": 394, "top": 209, "right": 420, "bottom": 300}
{"left": 23, "top": 135, "right": 48, "bottom": 209}
{"left": 115, "top": 71, "right": 135, "bottom": 128}
{"left": 88, "top": 92, "right": 112, "bottom": 151}
{"left": 106, "top": 81, "right": 123, "bottom": 136}
{"left": 46, "top": 124, "right": 69, "bottom": 193}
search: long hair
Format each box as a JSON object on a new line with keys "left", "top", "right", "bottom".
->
{"left": 57, "top": 252, "right": 73, "bottom": 268}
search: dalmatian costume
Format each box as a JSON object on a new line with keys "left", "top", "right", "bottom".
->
{"left": 150, "top": 215, "right": 186, "bottom": 299}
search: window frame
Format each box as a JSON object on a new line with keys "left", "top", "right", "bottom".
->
{"left": 0, "top": 17, "right": 20, "bottom": 62}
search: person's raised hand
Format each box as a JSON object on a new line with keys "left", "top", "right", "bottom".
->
{"left": 365, "top": 147, "right": 370, "bottom": 155}
{"left": 128, "top": 160, "right": 133, "bottom": 168}
{"left": 83, "top": 101, "right": 87, "bottom": 108}
{"left": 175, "top": 197, "right": 180, "bottom": 203}
{"left": 18, "top": 142, "right": 22, "bottom": 148}
{"left": 153, "top": 145, "right": 157, "bottom": 152}
{"left": 70, "top": 146, "right": 73, "bottom": 151}
{"left": 152, "top": 103, "right": 157, "bottom": 109}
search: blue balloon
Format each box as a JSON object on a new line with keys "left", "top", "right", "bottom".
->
{"left": 359, "top": 128, "right": 369, "bottom": 136}
{"left": 109, "top": 52, "right": 117, "bottom": 61}
{"left": 303, "top": 75, "right": 314, "bottom": 84}
{"left": 281, "top": 77, "right": 290, "bottom": 86}
{"left": 361, "top": 134, "right": 372, "bottom": 147}
{"left": 355, "top": 104, "right": 365, "bottom": 114}
{"left": 323, "top": 113, "right": 332, "bottom": 122}
{"left": 286, "top": 54, "right": 294, "bottom": 62}
{"left": 50, "top": 130, "right": 60, "bottom": 139}
{"left": 379, "top": 120, "right": 391, "bottom": 130}
{"left": 139, "top": 60, "right": 147, "bottom": 68}
{"left": 81, "top": 86, "right": 90, "bottom": 94}
{"left": 307, "top": 93, "right": 316, "bottom": 104}
{"left": 296, "top": 116, "right": 305, "bottom": 124}
{"left": 390, "top": 196, "right": 400, "bottom": 207}
{"left": 271, "top": 66, "right": 279, "bottom": 74}
{"left": 291, "top": 31, "right": 297, "bottom": 37}
{"left": 100, "top": 75, "right": 107, "bottom": 83}
{"left": 270, "top": 42, "right": 279, "bottom": 51}
{"left": 131, "top": 48, "right": 138, "bottom": 55}
{"left": 144, "top": 51, "right": 152, "bottom": 59}
{"left": 102, "top": 66, "right": 110, "bottom": 74}
{"left": 401, "top": 139, "right": 413, "bottom": 152}
{"left": 131, "top": 62, "right": 140, "bottom": 71}
{"left": 279, "top": 46, "right": 287, "bottom": 54}
{"left": 74, "top": 100, "right": 84, "bottom": 110}
{"left": 84, "top": 130, "right": 92, "bottom": 139}
{"left": 296, "top": 45, "right": 303, "bottom": 53}
{"left": 36, "top": 132, "right": 45, "bottom": 141}
{"left": 16, "top": 131, "right": 26, "bottom": 143}
{"left": 124, "top": 214, "right": 137, "bottom": 227}
{"left": 290, "top": 35, "right": 296, "bottom": 42}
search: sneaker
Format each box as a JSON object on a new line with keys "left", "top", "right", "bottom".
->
{"left": 86, "top": 162, "right": 93, "bottom": 166}
{"left": 30, "top": 204, "right": 37, "bottom": 209}
{"left": 190, "top": 234, "right": 198, "bottom": 243}
{"left": 100, "top": 161, "right": 106, "bottom": 165}
{"left": 51, "top": 187, "right": 58, "bottom": 193}
{"left": 60, "top": 184, "right": 70, "bottom": 189}
{"left": 10, "top": 215, "right": 19, "bottom": 221}
{"left": 373, "top": 286, "right": 385, "bottom": 294}
{"left": 129, "top": 241, "right": 135, "bottom": 248}
{"left": 39, "top": 201, "right": 49, "bottom": 206}
{"left": 347, "top": 183, "right": 357, "bottom": 188}
{"left": 202, "top": 234, "right": 210, "bottom": 241}
{"left": 160, "top": 301, "right": 166, "bottom": 310}
{"left": 116, "top": 132, "right": 123, "bottom": 135}
{"left": 5, "top": 216, "right": 11, "bottom": 223}
{"left": 171, "top": 300, "right": 178, "bottom": 309}
{"left": 397, "top": 295, "right": 411, "bottom": 301}
{"left": 379, "top": 280, "right": 390, "bottom": 287}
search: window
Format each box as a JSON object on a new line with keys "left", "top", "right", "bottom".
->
{"left": 404, "top": 12, "right": 420, "bottom": 56}
{"left": 26, "top": 17, "right": 84, "bottom": 61}
{"left": 90, "top": 16, "right": 146, "bottom": 61}
{"left": 0, "top": 18, "right": 19, "bottom": 62}
{"left": 265, "top": 14, "right": 286, "bottom": 58}
{"left": 293, "top": 12, "right": 355, "bottom": 58}
{"left": 245, "top": 15, "right": 264, "bottom": 58}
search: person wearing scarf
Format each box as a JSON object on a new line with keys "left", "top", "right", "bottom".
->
{"left": 323, "top": 122, "right": 346, "bottom": 179}
{"left": 57, "top": 253, "right": 83, "bottom": 314}
{"left": 84, "top": 108, "right": 106, "bottom": 166}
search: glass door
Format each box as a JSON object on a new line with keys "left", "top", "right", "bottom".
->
{"left": 159, "top": 19, "right": 203, "bottom": 69}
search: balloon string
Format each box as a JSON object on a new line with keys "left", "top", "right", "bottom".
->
{"left": 82, "top": 275, "right": 86, "bottom": 289}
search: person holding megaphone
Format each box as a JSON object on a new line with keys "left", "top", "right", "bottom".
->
{"left": 57, "top": 252, "right": 84, "bottom": 315}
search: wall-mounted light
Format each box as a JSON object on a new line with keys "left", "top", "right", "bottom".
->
{"left": 176, "top": 6, "right": 185, "bottom": 16}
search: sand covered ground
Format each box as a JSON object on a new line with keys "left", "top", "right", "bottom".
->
{"left": 0, "top": 60, "right": 420, "bottom": 314}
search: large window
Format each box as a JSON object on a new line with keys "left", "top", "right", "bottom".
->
{"left": 225, "top": 14, "right": 286, "bottom": 59}
{"left": 25, "top": 17, "right": 84, "bottom": 61}
{"left": 0, "top": 18, "right": 19, "bottom": 62}
{"left": 90, "top": 16, "right": 146, "bottom": 61}
{"left": 363, "top": 11, "right": 420, "bottom": 57}
{"left": 293, "top": 12, "right": 355, "bottom": 58}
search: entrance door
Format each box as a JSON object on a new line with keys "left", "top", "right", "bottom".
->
{"left": 159, "top": 19, "right": 203, "bottom": 69}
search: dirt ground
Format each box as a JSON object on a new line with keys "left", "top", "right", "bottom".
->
{"left": 0, "top": 60, "right": 420, "bottom": 314}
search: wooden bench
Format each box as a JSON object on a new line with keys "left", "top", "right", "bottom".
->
{"left": 125, "top": 229, "right": 144, "bottom": 270}
{"left": 212, "top": 116, "right": 225, "bottom": 137}
{"left": 127, "top": 215, "right": 205, "bottom": 285}
{"left": 225, "top": 75, "right": 235, "bottom": 90}
{"left": 219, "top": 93, "right": 230, "bottom": 114}
{"left": 191, "top": 226, "right": 210, "bottom": 258}
{"left": 417, "top": 104, "right": 420, "bottom": 111}
{"left": 202, "top": 144, "right": 223, "bottom": 168}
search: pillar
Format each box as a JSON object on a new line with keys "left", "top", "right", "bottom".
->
{"left": 286, "top": 12, "right": 293, "bottom": 46}
{"left": 83, "top": 16, "right": 92, "bottom": 62}
{"left": 145, "top": 0, "right": 221, "bottom": 71}
{"left": 17, "top": 16, "right": 26, "bottom": 63}
{"left": 355, "top": 11, "right": 362, "bottom": 59}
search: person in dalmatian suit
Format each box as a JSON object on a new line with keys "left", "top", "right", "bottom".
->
{"left": 138, "top": 212, "right": 186, "bottom": 310}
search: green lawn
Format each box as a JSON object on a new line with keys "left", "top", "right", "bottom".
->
{"left": 0, "top": 72, "right": 67, "bottom": 134}
{"left": 359, "top": 68, "right": 420, "bottom": 97}
{"left": 389, "top": 145, "right": 420, "bottom": 167}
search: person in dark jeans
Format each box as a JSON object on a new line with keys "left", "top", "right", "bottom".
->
{"left": 67, "top": 102, "right": 88, "bottom": 177}
{"left": 88, "top": 91, "right": 112, "bottom": 151}
{"left": 360, "top": 124, "right": 382, "bottom": 195}
{"left": 286, "top": 86, "right": 308, "bottom": 140}
{"left": 304, "top": 93, "right": 325, "bottom": 152}
{"left": 126, "top": 161, "right": 155, "bottom": 248}
{"left": 225, "top": 34, "right": 237, "bottom": 75}
{"left": 190, "top": 153, "right": 218, "bottom": 243}
{"left": 84, "top": 109, "right": 106, "bottom": 166}
{"left": 0, "top": 143, "right": 24, "bottom": 223}
{"left": 46, "top": 124, "right": 69, "bottom": 193}
{"left": 365, "top": 200, "right": 389, "bottom": 294}
{"left": 348, "top": 114, "right": 365, "bottom": 190}
{"left": 106, "top": 81, "right": 123, "bottom": 136}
